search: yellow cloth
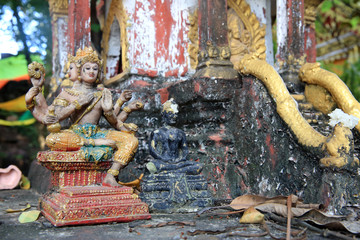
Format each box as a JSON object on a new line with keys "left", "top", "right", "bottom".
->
{"left": 0, "top": 118, "right": 36, "bottom": 126}
{"left": 0, "top": 95, "right": 27, "bottom": 112}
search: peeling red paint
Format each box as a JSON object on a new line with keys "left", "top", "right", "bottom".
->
{"left": 194, "top": 82, "right": 201, "bottom": 93}
{"left": 165, "top": 69, "right": 179, "bottom": 77}
{"left": 152, "top": 0, "right": 175, "bottom": 66}
{"left": 304, "top": 27, "right": 316, "bottom": 63}
{"left": 156, "top": 87, "right": 169, "bottom": 104}
{"left": 256, "top": 118, "right": 262, "bottom": 129}
{"left": 266, "top": 134, "right": 277, "bottom": 169}
{"left": 209, "top": 134, "right": 222, "bottom": 146}
{"left": 68, "top": 0, "right": 91, "bottom": 54}
{"left": 130, "top": 0, "right": 190, "bottom": 76}
{"left": 130, "top": 80, "right": 152, "bottom": 88}
{"left": 321, "top": 183, "right": 331, "bottom": 209}
{"left": 240, "top": 179, "right": 248, "bottom": 191}
{"left": 248, "top": 81, "right": 259, "bottom": 101}
{"left": 219, "top": 124, "right": 225, "bottom": 134}
{"left": 175, "top": 11, "right": 186, "bottom": 66}
{"left": 136, "top": 68, "right": 158, "bottom": 77}
{"left": 286, "top": 0, "right": 305, "bottom": 58}
{"left": 262, "top": 7, "right": 266, "bottom": 19}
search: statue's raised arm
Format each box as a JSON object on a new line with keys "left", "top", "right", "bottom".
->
{"left": 25, "top": 62, "right": 49, "bottom": 124}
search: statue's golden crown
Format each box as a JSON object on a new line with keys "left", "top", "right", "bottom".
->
{"left": 162, "top": 98, "right": 179, "bottom": 113}
{"left": 73, "top": 47, "right": 103, "bottom": 67}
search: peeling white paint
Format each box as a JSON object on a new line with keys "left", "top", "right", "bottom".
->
{"left": 276, "top": 0, "right": 288, "bottom": 59}
{"left": 247, "top": 0, "right": 274, "bottom": 65}
{"left": 56, "top": 17, "right": 68, "bottom": 79}
{"left": 125, "top": 0, "right": 156, "bottom": 70}
{"left": 106, "top": 19, "right": 121, "bottom": 79}
{"left": 258, "top": 176, "right": 271, "bottom": 194}
{"left": 124, "top": 0, "right": 196, "bottom": 77}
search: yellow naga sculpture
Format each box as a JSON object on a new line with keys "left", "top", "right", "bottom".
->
{"left": 234, "top": 53, "right": 360, "bottom": 169}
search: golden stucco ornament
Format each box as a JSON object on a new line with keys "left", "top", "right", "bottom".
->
{"left": 235, "top": 54, "right": 326, "bottom": 148}
{"left": 299, "top": 62, "right": 360, "bottom": 133}
{"left": 28, "top": 62, "right": 45, "bottom": 79}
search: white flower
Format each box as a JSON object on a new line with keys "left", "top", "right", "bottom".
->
{"left": 328, "top": 108, "right": 359, "bottom": 129}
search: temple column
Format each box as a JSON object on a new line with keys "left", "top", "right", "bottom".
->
{"left": 276, "top": 0, "right": 305, "bottom": 93}
{"left": 194, "top": 0, "right": 238, "bottom": 79}
{"left": 304, "top": 0, "right": 323, "bottom": 63}
{"left": 48, "top": 0, "right": 69, "bottom": 94}
{"left": 68, "top": 0, "right": 91, "bottom": 55}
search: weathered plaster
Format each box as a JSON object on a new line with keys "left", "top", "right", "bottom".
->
{"left": 57, "top": 18, "right": 68, "bottom": 79}
{"left": 276, "top": 0, "right": 288, "bottom": 63}
{"left": 124, "top": 0, "right": 196, "bottom": 78}
{"left": 247, "top": 0, "right": 274, "bottom": 65}
{"left": 105, "top": 19, "right": 121, "bottom": 79}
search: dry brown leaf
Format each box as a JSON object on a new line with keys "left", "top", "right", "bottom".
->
{"left": 255, "top": 203, "right": 313, "bottom": 217}
{"left": 6, "top": 203, "right": 31, "bottom": 213}
{"left": 239, "top": 207, "right": 264, "bottom": 224}
{"left": 230, "top": 194, "right": 302, "bottom": 210}
{"left": 230, "top": 195, "right": 268, "bottom": 210}
{"left": 299, "top": 210, "right": 360, "bottom": 234}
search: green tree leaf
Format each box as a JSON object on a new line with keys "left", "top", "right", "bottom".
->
{"left": 18, "top": 210, "right": 41, "bottom": 223}
{"left": 321, "top": 1, "right": 333, "bottom": 12}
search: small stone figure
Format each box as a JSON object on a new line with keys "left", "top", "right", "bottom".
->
{"left": 147, "top": 99, "right": 202, "bottom": 175}
{"left": 140, "top": 99, "right": 212, "bottom": 212}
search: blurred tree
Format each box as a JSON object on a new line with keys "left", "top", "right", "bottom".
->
{"left": 316, "top": 0, "right": 360, "bottom": 100}
{"left": 0, "top": 0, "right": 51, "bottom": 69}
{"left": 0, "top": 0, "right": 51, "bottom": 175}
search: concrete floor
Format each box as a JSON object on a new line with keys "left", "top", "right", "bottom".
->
{"left": 0, "top": 189, "right": 332, "bottom": 240}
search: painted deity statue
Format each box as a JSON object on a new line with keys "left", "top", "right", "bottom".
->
{"left": 25, "top": 47, "right": 143, "bottom": 187}
{"left": 147, "top": 98, "right": 202, "bottom": 174}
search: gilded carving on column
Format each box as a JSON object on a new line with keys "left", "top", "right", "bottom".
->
{"left": 304, "top": 0, "right": 322, "bottom": 27}
{"left": 48, "top": 0, "right": 68, "bottom": 21}
{"left": 227, "top": 0, "right": 266, "bottom": 64}
{"left": 188, "top": 10, "right": 199, "bottom": 70}
{"left": 101, "top": 0, "right": 129, "bottom": 78}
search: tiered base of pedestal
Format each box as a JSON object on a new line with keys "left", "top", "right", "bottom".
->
{"left": 37, "top": 151, "right": 112, "bottom": 188}
{"left": 140, "top": 173, "right": 212, "bottom": 213}
{"left": 41, "top": 185, "right": 151, "bottom": 226}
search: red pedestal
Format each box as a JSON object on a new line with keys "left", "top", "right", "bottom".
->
{"left": 37, "top": 151, "right": 151, "bottom": 226}
{"left": 38, "top": 151, "right": 111, "bottom": 188}
{"left": 41, "top": 186, "right": 150, "bottom": 226}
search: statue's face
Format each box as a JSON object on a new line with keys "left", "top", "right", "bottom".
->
{"left": 68, "top": 63, "right": 78, "bottom": 81}
{"left": 81, "top": 62, "right": 99, "bottom": 83}
{"left": 163, "top": 111, "right": 178, "bottom": 125}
